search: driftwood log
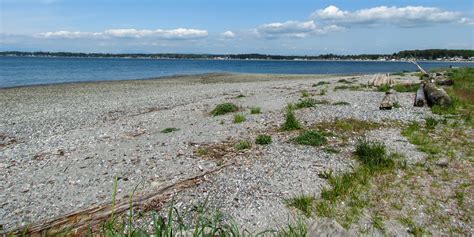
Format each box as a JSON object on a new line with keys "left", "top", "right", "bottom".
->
{"left": 3, "top": 165, "right": 229, "bottom": 236}
{"left": 436, "top": 79, "right": 454, "bottom": 86}
{"left": 424, "top": 82, "right": 452, "bottom": 107}
{"left": 379, "top": 89, "right": 398, "bottom": 110}
{"left": 414, "top": 84, "right": 427, "bottom": 107}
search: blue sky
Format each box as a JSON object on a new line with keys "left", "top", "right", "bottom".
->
{"left": 1, "top": 0, "right": 473, "bottom": 55}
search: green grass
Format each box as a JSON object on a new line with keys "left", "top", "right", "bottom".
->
{"left": 394, "top": 83, "right": 419, "bottom": 92}
{"left": 233, "top": 114, "right": 246, "bottom": 123}
{"left": 425, "top": 117, "right": 438, "bottom": 130}
{"left": 255, "top": 134, "right": 272, "bottom": 145}
{"left": 161, "top": 127, "right": 180, "bottom": 133}
{"left": 211, "top": 103, "right": 239, "bottom": 116}
{"left": 293, "top": 130, "right": 327, "bottom": 146}
{"left": 313, "top": 81, "right": 330, "bottom": 87}
{"left": 236, "top": 94, "right": 246, "bottom": 98}
{"left": 235, "top": 140, "right": 252, "bottom": 150}
{"left": 402, "top": 122, "right": 442, "bottom": 155}
{"left": 377, "top": 84, "right": 391, "bottom": 92}
{"left": 399, "top": 217, "right": 429, "bottom": 236}
{"left": 332, "top": 101, "right": 350, "bottom": 106}
{"left": 338, "top": 79, "right": 354, "bottom": 84}
{"left": 319, "top": 88, "right": 327, "bottom": 95}
{"left": 250, "top": 107, "right": 261, "bottom": 114}
{"left": 334, "top": 85, "right": 361, "bottom": 91}
{"left": 355, "top": 139, "right": 395, "bottom": 171}
{"left": 314, "top": 140, "right": 400, "bottom": 229}
{"left": 280, "top": 107, "right": 302, "bottom": 131}
{"left": 295, "top": 98, "right": 330, "bottom": 109}
{"left": 371, "top": 214, "right": 385, "bottom": 231}
{"left": 286, "top": 194, "right": 315, "bottom": 217}
{"left": 301, "top": 90, "right": 310, "bottom": 97}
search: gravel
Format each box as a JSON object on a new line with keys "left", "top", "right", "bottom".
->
{"left": 0, "top": 73, "right": 431, "bottom": 231}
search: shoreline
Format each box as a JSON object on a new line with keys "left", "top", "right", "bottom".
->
{"left": 1, "top": 55, "right": 474, "bottom": 63}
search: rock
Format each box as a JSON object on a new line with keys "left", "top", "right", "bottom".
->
{"left": 435, "top": 158, "right": 449, "bottom": 168}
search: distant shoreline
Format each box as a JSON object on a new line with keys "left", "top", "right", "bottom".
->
{"left": 1, "top": 55, "right": 473, "bottom": 63}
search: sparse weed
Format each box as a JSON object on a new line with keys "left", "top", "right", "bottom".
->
{"left": 333, "top": 101, "right": 350, "bottom": 106}
{"left": 301, "top": 90, "right": 310, "bottom": 97}
{"left": 313, "top": 81, "right": 330, "bottom": 87}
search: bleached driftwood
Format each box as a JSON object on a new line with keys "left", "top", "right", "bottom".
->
{"left": 379, "top": 89, "right": 398, "bottom": 110}
{"left": 424, "top": 83, "right": 452, "bottom": 107}
{"left": 414, "top": 84, "right": 427, "bottom": 107}
{"left": 4, "top": 165, "right": 229, "bottom": 236}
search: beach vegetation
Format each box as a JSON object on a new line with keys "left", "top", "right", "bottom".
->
{"left": 211, "top": 103, "right": 239, "bottom": 116}
{"left": 334, "top": 85, "right": 361, "bottom": 91}
{"left": 319, "top": 88, "right": 327, "bottom": 95}
{"left": 250, "top": 107, "right": 261, "bottom": 114}
{"left": 255, "top": 134, "right": 272, "bottom": 145}
{"left": 293, "top": 130, "right": 327, "bottom": 146}
{"left": 286, "top": 194, "right": 315, "bottom": 217}
{"left": 301, "top": 90, "right": 310, "bottom": 97}
{"left": 332, "top": 101, "right": 350, "bottom": 106}
{"left": 280, "top": 107, "right": 302, "bottom": 131}
{"left": 235, "top": 140, "right": 252, "bottom": 150}
{"left": 233, "top": 114, "right": 246, "bottom": 123}
{"left": 295, "top": 98, "right": 330, "bottom": 109}
{"left": 338, "top": 79, "right": 354, "bottom": 84}
{"left": 313, "top": 81, "right": 330, "bottom": 87}
{"left": 161, "top": 127, "right": 180, "bottom": 133}
{"left": 236, "top": 94, "right": 246, "bottom": 98}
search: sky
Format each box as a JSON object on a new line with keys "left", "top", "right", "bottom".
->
{"left": 1, "top": 0, "right": 473, "bottom": 55}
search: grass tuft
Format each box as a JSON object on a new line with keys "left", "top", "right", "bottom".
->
{"left": 425, "top": 117, "right": 438, "bottom": 130}
{"left": 355, "top": 139, "right": 394, "bottom": 172}
{"left": 301, "top": 90, "right": 310, "bottom": 97}
{"left": 161, "top": 127, "right": 180, "bottom": 133}
{"left": 233, "top": 114, "right": 246, "bottom": 123}
{"left": 250, "top": 107, "right": 261, "bottom": 114}
{"left": 295, "top": 98, "right": 330, "bottom": 109}
{"left": 286, "top": 194, "right": 315, "bottom": 217}
{"left": 235, "top": 140, "right": 252, "bottom": 150}
{"left": 313, "top": 81, "right": 330, "bottom": 87}
{"left": 211, "top": 103, "right": 239, "bottom": 116}
{"left": 255, "top": 134, "right": 272, "bottom": 145}
{"left": 293, "top": 130, "right": 327, "bottom": 146}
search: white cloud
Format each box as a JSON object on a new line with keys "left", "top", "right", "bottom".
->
{"left": 312, "top": 5, "right": 462, "bottom": 27}
{"left": 256, "top": 20, "right": 343, "bottom": 38}
{"left": 221, "top": 31, "right": 236, "bottom": 38}
{"left": 459, "top": 17, "right": 474, "bottom": 25}
{"left": 34, "top": 28, "right": 208, "bottom": 40}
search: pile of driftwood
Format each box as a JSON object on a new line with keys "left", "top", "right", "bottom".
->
{"left": 371, "top": 73, "right": 395, "bottom": 87}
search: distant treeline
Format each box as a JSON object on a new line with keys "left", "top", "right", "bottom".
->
{"left": 1, "top": 49, "right": 473, "bottom": 60}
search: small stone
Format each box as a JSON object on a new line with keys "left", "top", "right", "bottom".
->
{"left": 435, "top": 158, "right": 449, "bottom": 167}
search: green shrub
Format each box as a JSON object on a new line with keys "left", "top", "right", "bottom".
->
{"left": 161, "top": 127, "right": 179, "bottom": 133}
{"left": 211, "top": 103, "right": 239, "bottom": 116}
{"left": 235, "top": 140, "right": 252, "bottom": 150}
{"left": 250, "top": 107, "right": 261, "bottom": 114}
{"left": 293, "top": 131, "right": 327, "bottom": 146}
{"left": 233, "top": 114, "right": 246, "bottom": 123}
{"left": 255, "top": 134, "right": 272, "bottom": 145}
{"left": 281, "top": 107, "right": 302, "bottom": 131}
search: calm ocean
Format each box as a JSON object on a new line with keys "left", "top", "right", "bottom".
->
{"left": 1, "top": 56, "right": 473, "bottom": 88}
